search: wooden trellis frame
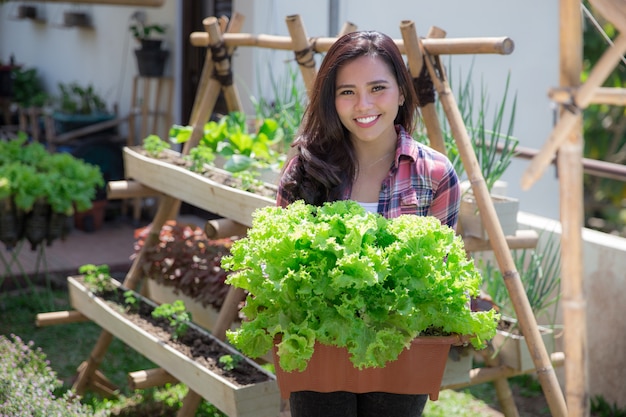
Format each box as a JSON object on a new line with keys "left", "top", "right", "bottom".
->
{"left": 55, "top": 9, "right": 601, "bottom": 417}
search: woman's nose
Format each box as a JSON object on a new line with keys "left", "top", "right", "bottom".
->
{"left": 354, "top": 93, "right": 372, "bottom": 111}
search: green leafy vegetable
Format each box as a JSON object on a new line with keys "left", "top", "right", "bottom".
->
{"left": 222, "top": 200, "right": 498, "bottom": 372}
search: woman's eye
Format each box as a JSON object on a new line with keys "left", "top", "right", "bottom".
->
{"left": 372, "top": 85, "right": 386, "bottom": 92}
{"left": 338, "top": 90, "right": 353, "bottom": 96}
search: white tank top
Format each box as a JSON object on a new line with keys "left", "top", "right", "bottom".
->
{"left": 357, "top": 201, "right": 378, "bottom": 214}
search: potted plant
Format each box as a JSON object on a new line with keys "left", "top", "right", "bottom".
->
{"left": 52, "top": 81, "right": 114, "bottom": 135}
{"left": 221, "top": 200, "right": 499, "bottom": 400}
{"left": 129, "top": 18, "right": 169, "bottom": 77}
{"left": 0, "top": 135, "right": 105, "bottom": 249}
{"left": 434, "top": 71, "right": 520, "bottom": 239}
{"left": 11, "top": 66, "right": 49, "bottom": 109}
{"left": 477, "top": 233, "right": 561, "bottom": 371}
{"left": 67, "top": 264, "right": 281, "bottom": 417}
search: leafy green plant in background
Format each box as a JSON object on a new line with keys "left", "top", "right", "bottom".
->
{"left": 80, "top": 263, "right": 115, "bottom": 293}
{"left": 170, "top": 111, "right": 285, "bottom": 173}
{"left": 419, "top": 64, "right": 519, "bottom": 194}
{"left": 582, "top": 0, "right": 626, "bottom": 236}
{"left": 479, "top": 232, "right": 561, "bottom": 326}
{"left": 249, "top": 62, "right": 307, "bottom": 153}
{"left": 0, "top": 334, "right": 93, "bottom": 417}
{"left": 56, "top": 81, "right": 108, "bottom": 115}
{"left": 0, "top": 136, "right": 104, "bottom": 216}
{"left": 11, "top": 66, "right": 50, "bottom": 108}
{"left": 142, "top": 133, "right": 171, "bottom": 158}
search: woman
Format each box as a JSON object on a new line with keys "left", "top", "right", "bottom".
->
{"left": 277, "top": 31, "right": 461, "bottom": 417}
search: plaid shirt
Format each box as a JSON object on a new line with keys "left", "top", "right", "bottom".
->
{"left": 277, "top": 126, "right": 460, "bottom": 229}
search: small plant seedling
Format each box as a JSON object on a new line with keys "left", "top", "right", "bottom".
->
{"left": 232, "top": 170, "right": 263, "bottom": 192}
{"left": 151, "top": 300, "right": 192, "bottom": 340}
{"left": 123, "top": 290, "right": 137, "bottom": 310}
{"left": 185, "top": 146, "right": 215, "bottom": 173}
{"left": 79, "top": 263, "right": 114, "bottom": 293}
{"left": 142, "top": 134, "right": 171, "bottom": 158}
{"left": 218, "top": 354, "right": 243, "bottom": 371}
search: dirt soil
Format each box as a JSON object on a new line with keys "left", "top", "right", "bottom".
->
{"left": 97, "top": 281, "right": 272, "bottom": 387}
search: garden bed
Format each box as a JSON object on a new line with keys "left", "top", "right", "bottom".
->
{"left": 67, "top": 275, "right": 280, "bottom": 417}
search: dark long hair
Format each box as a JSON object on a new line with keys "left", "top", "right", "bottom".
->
{"left": 280, "top": 31, "right": 418, "bottom": 205}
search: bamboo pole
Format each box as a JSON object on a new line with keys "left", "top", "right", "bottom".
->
{"left": 338, "top": 21, "right": 357, "bottom": 36}
{"left": 589, "top": 0, "right": 626, "bottom": 32}
{"left": 107, "top": 180, "right": 161, "bottom": 199}
{"left": 400, "top": 20, "right": 447, "bottom": 155}
{"left": 559, "top": 2, "right": 589, "bottom": 416}
{"left": 190, "top": 13, "right": 244, "bottom": 123}
{"left": 128, "top": 368, "right": 178, "bottom": 390}
{"left": 205, "top": 16, "right": 244, "bottom": 113}
{"left": 189, "top": 32, "right": 515, "bottom": 56}
{"left": 285, "top": 15, "right": 317, "bottom": 98}
{"left": 421, "top": 47, "right": 568, "bottom": 417}
{"left": 35, "top": 310, "right": 89, "bottom": 327}
{"left": 548, "top": 87, "right": 626, "bottom": 106}
{"left": 520, "top": 31, "right": 626, "bottom": 190}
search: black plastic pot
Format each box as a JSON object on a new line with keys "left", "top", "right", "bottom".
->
{"left": 134, "top": 48, "right": 169, "bottom": 77}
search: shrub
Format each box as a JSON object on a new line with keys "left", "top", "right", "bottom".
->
{"left": 0, "top": 334, "right": 93, "bottom": 416}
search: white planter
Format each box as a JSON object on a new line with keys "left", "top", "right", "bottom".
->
{"left": 459, "top": 193, "right": 519, "bottom": 239}
{"left": 123, "top": 147, "right": 276, "bottom": 227}
{"left": 492, "top": 318, "right": 555, "bottom": 372}
{"left": 68, "top": 276, "right": 280, "bottom": 417}
{"left": 440, "top": 345, "right": 473, "bottom": 387}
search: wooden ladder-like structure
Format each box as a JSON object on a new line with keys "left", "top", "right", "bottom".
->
{"left": 39, "top": 7, "right": 604, "bottom": 416}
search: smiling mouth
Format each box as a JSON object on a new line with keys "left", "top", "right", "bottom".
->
{"left": 355, "top": 115, "right": 378, "bottom": 124}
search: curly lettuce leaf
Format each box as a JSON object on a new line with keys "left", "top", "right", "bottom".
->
{"left": 222, "top": 200, "right": 498, "bottom": 372}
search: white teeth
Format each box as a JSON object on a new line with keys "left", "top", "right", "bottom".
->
{"left": 356, "top": 116, "right": 376, "bottom": 124}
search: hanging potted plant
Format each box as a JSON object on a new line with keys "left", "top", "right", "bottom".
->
{"left": 129, "top": 18, "right": 169, "bottom": 77}
{"left": 221, "top": 200, "right": 499, "bottom": 401}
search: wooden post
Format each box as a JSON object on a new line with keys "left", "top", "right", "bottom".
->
{"left": 400, "top": 20, "right": 447, "bottom": 155}
{"left": 35, "top": 310, "right": 88, "bottom": 327}
{"left": 559, "top": 1, "right": 588, "bottom": 416}
{"left": 129, "top": 368, "right": 178, "bottom": 390}
{"left": 421, "top": 47, "right": 568, "bottom": 417}
{"left": 285, "top": 14, "right": 317, "bottom": 98}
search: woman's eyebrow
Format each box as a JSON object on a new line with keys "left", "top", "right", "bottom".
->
{"left": 336, "top": 79, "right": 391, "bottom": 89}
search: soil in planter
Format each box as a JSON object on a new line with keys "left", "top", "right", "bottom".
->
{"left": 97, "top": 283, "right": 271, "bottom": 387}
{"left": 134, "top": 147, "right": 278, "bottom": 199}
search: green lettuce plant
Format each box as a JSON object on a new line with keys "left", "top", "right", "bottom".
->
{"left": 221, "top": 200, "right": 499, "bottom": 372}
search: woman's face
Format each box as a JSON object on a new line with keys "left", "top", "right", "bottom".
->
{"left": 334, "top": 55, "right": 404, "bottom": 147}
